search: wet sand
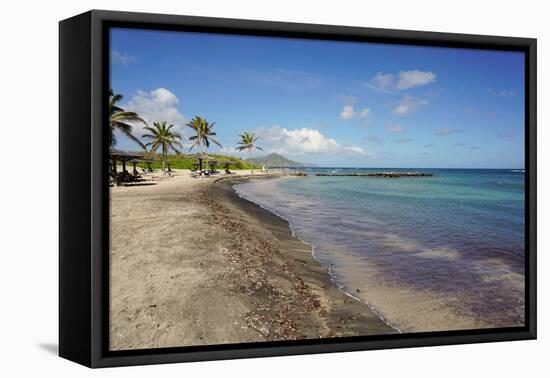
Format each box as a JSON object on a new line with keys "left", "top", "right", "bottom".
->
{"left": 109, "top": 170, "right": 395, "bottom": 351}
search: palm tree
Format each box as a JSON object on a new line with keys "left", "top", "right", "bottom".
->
{"left": 142, "top": 121, "right": 183, "bottom": 172}
{"left": 141, "top": 145, "right": 155, "bottom": 173}
{"left": 109, "top": 89, "right": 146, "bottom": 148}
{"left": 186, "top": 116, "right": 222, "bottom": 171}
{"left": 236, "top": 132, "right": 263, "bottom": 174}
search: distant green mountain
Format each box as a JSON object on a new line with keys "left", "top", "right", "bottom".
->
{"left": 246, "top": 152, "right": 316, "bottom": 168}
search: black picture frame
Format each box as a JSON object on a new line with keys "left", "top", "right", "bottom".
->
{"left": 59, "top": 9, "right": 537, "bottom": 368}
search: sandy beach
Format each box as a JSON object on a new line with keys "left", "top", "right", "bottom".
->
{"left": 109, "top": 169, "right": 395, "bottom": 351}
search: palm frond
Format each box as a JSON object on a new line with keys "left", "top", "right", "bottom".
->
{"left": 120, "top": 128, "right": 146, "bottom": 149}
{"left": 111, "top": 112, "right": 146, "bottom": 124}
{"left": 111, "top": 105, "right": 124, "bottom": 113}
{"left": 235, "top": 131, "right": 261, "bottom": 152}
{"left": 109, "top": 89, "right": 147, "bottom": 148}
{"left": 111, "top": 121, "right": 133, "bottom": 133}
{"left": 210, "top": 138, "right": 222, "bottom": 148}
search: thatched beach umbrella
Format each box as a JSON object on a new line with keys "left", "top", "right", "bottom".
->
{"left": 193, "top": 153, "right": 219, "bottom": 174}
{"left": 215, "top": 157, "right": 233, "bottom": 173}
{"left": 127, "top": 158, "right": 147, "bottom": 175}
{"left": 196, "top": 153, "right": 205, "bottom": 171}
{"left": 208, "top": 159, "right": 218, "bottom": 171}
{"left": 143, "top": 159, "right": 154, "bottom": 172}
{"left": 165, "top": 161, "right": 173, "bottom": 172}
{"left": 110, "top": 149, "right": 143, "bottom": 174}
{"left": 196, "top": 153, "right": 212, "bottom": 171}
{"left": 128, "top": 157, "right": 155, "bottom": 173}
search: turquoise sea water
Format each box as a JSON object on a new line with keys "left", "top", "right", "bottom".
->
{"left": 234, "top": 168, "right": 525, "bottom": 331}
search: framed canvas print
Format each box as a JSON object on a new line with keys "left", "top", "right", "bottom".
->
{"left": 59, "top": 10, "right": 536, "bottom": 368}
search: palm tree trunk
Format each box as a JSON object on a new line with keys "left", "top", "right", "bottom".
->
{"left": 205, "top": 145, "right": 209, "bottom": 173}
{"left": 162, "top": 144, "right": 166, "bottom": 173}
{"left": 250, "top": 149, "right": 254, "bottom": 174}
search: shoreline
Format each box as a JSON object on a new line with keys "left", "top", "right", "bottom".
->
{"left": 207, "top": 175, "right": 399, "bottom": 335}
{"left": 109, "top": 170, "right": 395, "bottom": 351}
{"left": 227, "top": 176, "right": 402, "bottom": 333}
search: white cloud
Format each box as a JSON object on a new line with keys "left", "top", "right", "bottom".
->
{"left": 339, "top": 105, "right": 371, "bottom": 121}
{"left": 385, "top": 124, "right": 405, "bottom": 134}
{"left": 111, "top": 50, "right": 137, "bottom": 66}
{"left": 254, "top": 125, "right": 369, "bottom": 157}
{"left": 368, "top": 70, "right": 436, "bottom": 91}
{"left": 396, "top": 70, "right": 437, "bottom": 90}
{"left": 368, "top": 72, "right": 396, "bottom": 92}
{"left": 487, "top": 88, "right": 515, "bottom": 97}
{"left": 358, "top": 108, "right": 371, "bottom": 118}
{"left": 124, "top": 88, "right": 187, "bottom": 136}
{"left": 338, "top": 95, "right": 370, "bottom": 122}
{"left": 393, "top": 95, "right": 430, "bottom": 115}
{"left": 340, "top": 105, "right": 356, "bottom": 120}
{"left": 219, "top": 146, "right": 246, "bottom": 156}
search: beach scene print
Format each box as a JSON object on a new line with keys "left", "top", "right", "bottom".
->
{"left": 108, "top": 28, "right": 525, "bottom": 350}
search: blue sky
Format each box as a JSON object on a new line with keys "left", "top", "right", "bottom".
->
{"left": 110, "top": 28, "right": 525, "bottom": 169}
